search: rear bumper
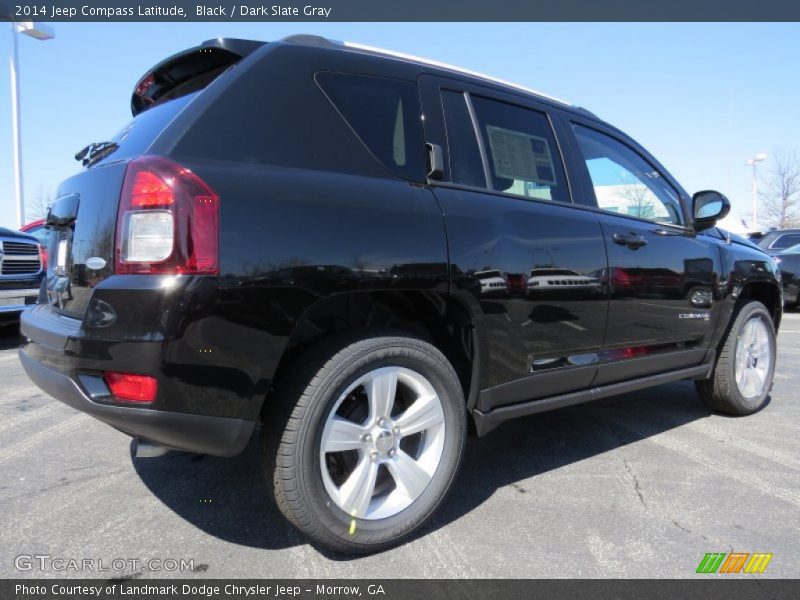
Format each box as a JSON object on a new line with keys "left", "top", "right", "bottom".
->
{"left": 19, "top": 349, "right": 254, "bottom": 456}
{"left": 19, "top": 302, "right": 256, "bottom": 456}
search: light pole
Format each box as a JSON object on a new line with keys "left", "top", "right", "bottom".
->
{"left": 9, "top": 21, "right": 54, "bottom": 228}
{"left": 747, "top": 153, "right": 767, "bottom": 232}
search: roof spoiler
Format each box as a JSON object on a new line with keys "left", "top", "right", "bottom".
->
{"left": 131, "top": 38, "right": 265, "bottom": 116}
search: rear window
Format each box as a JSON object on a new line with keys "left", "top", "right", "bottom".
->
{"left": 316, "top": 72, "right": 425, "bottom": 181}
{"left": 90, "top": 92, "right": 198, "bottom": 167}
{"left": 770, "top": 233, "right": 800, "bottom": 249}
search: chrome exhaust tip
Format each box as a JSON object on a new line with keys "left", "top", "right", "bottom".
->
{"left": 133, "top": 438, "right": 170, "bottom": 458}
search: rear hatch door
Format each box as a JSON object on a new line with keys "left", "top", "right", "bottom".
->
{"left": 46, "top": 39, "right": 263, "bottom": 319}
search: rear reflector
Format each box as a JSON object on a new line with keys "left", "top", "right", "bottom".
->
{"left": 104, "top": 372, "right": 158, "bottom": 403}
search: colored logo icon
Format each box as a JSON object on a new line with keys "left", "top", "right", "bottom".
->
{"left": 697, "top": 552, "right": 773, "bottom": 574}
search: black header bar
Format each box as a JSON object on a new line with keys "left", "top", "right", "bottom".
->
{"left": 2, "top": 579, "right": 800, "bottom": 600}
{"left": 2, "top": 0, "right": 800, "bottom": 22}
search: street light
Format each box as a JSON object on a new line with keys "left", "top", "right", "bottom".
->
{"left": 747, "top": 153, "right": 767, "bottom": 232}
{"left": 9, "top": 21, "right": 55, "bottom": 229}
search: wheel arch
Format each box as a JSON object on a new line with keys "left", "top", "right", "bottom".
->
{"left": 262, "top": 290, "right": 483, "bottom": 425}
{"left": 739, "top": 280, "right": 782, "bottom": 330}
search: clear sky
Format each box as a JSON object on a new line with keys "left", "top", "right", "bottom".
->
{"left": 1, "top": 22, "right": 798, "bottom": 229}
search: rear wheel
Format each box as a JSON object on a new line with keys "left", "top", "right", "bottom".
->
{"left": 696, "top": 301, "right": 776, "bottom": 415}
{"left": 263, "top": 333, "right": 466, "bottom": 554}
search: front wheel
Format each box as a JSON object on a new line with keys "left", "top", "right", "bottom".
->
{"left": 263, "top": 333, "right": 466, "bottom": 554}
{"left": 696, "top": 301, "right": 776, "bottom": 415}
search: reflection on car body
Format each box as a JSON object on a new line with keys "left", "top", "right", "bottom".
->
{"left": 475, "top": 269, "right": 509, "bottom": 297}
{"left": 526, "top": 267, "right": 600, "bottom": 295}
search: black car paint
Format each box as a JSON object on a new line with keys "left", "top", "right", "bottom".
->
{"left": 745, "top": 228, "right": 800, "bottom": 306}
{"left": 775, "top": 251, "right": 800, "bottom": 306}
{"left": 19, "top": 36, "right": 783, "bottom": 455}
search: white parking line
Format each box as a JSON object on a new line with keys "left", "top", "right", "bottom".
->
{"left": 0, "top": 402, "right": 62, "bottom": 435}
{"left": 0, "top": 414, "right": 86, "bottom": 465}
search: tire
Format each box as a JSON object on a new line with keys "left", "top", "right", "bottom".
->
{"left": 263, "top": 332, "right": 467, "bottom": 554}
{"left": 695, "top": 301, "right": 776, "bottom": 415}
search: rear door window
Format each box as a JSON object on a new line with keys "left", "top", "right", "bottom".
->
{"left": 316, "top": 72, "right": 425, "bottom": 181}
{"left": 469, "top": 95, "right": 569, "bottom": 202}
{"left": 440, "top": 90, "right": 487, "bottom": 189}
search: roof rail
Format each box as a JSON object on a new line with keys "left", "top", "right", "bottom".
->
{"left": 278, "top": 34, "right": 572, "bottom": 107}
{"left": 341, "top": 41, "right": 571, "bottom": 106}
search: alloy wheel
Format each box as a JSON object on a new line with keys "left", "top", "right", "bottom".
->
{"left": 735, "top": 316, "right": 773, "bottom": 398}
{"left": 319, "top": 366, "right": 446, "bottom": 520}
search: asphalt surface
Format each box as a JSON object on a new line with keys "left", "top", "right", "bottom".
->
{"left": 1, "top": 313, "right": 799, "bottom": 579}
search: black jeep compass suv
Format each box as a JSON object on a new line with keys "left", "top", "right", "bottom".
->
{"left": 20, "top": 35, "right": 782, "bottom": 554}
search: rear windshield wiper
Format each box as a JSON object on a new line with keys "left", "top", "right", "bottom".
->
{"left": 75, "top": 141, "right": 119, "bottom": 167}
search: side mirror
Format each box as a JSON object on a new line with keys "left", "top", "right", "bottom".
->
{"left": 692, "top": 190, "right": 730, "bottom": 231}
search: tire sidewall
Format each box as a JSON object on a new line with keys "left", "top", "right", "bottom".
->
{"left": 293, "top": 337, "right": 466, "bottom": 547}
{"left": 723, "top": 302, "right": 777, "bottom": 413}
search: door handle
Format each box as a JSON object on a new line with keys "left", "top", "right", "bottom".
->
{"left": 612, "top": 233, "right": 648, "bottom": 249}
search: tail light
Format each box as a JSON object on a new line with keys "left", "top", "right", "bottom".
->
{"left": 39, "top": 244, "right": 47, "bottom": 270}
{"left": 115, "top": 155, "right": 219, "bottom": 275}
{"left": 104, "top": 372, "right": 157, "bottom": 403}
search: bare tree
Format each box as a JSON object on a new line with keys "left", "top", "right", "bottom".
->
{"left": 760, "top": 148, "right": 800, "bottom": 229}
{"left": 26, "top": 185, "right": 53, "bottom": 221}
{"left": 616, "top": 183, "right": 656, "bottom": 219}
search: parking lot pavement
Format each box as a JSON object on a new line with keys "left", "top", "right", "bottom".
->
{"left": 1, "top": 313, "right": 799, "bottom": 579}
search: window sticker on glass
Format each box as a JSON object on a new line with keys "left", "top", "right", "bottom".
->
{"left": 485, "top": 125, "right": 557, "bottom": 186}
